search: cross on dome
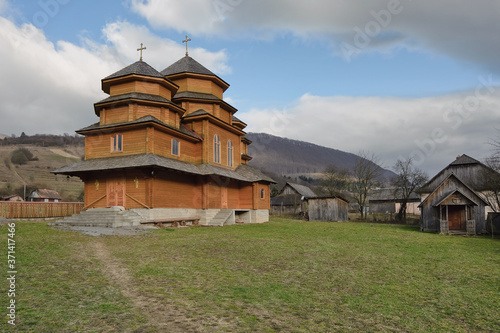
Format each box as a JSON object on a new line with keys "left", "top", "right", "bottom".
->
{"left": 137, "top": 43, "right": 146, "bottom": 61}
{"left": 182, "top": 35, "right": 191, "bottom": 56}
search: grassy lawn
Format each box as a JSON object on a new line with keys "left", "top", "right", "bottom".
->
{"left": 2, "top": 218, "right": 500, "bottom": 332}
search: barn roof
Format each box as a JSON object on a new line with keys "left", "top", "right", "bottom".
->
{"left": 421, "top": 154, "right": 494, "bottom": 192}
{"left": 418, "top": 173, "right": 488, "bottom": 208}
{"left": 281, "top": 182, "right": 317, "bottom": 198}
{"left": 449, "top": 154, "right": 481, "bottom": 166}
{"left": 52, "top": 153, "right": 275, "bottom": 183}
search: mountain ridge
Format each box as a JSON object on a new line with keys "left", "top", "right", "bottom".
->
{"left": 247, "top": 132, "right": 395, "bottom": 181}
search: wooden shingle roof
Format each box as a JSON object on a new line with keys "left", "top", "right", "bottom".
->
{"left": 52, "top": 153, "right": 275, "bottom": 183}
{"left": 160, "top": 56, "right": 217, "bottom": 77}
{"left": 76, "top": 115, "right": 202, "bottom": 140}
{"left": 104, "top": 61, "right": 165, "bottom": 80}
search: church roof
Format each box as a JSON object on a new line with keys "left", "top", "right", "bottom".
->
{"left": 160, "top": 56, "right": 217, "bottom": 76}
{"left": 173, "top": 91, "right": 220, "bottom": 100}
{"left": 52, "top": 153, "right": 275, "bottom": 183}
{"left": 232, "top": 115, "right": 245, "bottom": 124}
{"left": 104, "top": 61, "right": 165, "bottom": 80}
{"left": 183, "top": 109, "right": 210, "bottom": 118}
{"left": 94, "top": 92, "right": 178, "bottom": 107}
{"left": 76, "top": 115, "right": 201, "bottom": 140}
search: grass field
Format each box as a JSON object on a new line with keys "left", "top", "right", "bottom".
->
{"left": 2, "top": 218, "right": 500, "bottom": 332}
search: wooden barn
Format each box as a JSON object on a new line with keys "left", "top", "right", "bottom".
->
{"left": 419, "top": 155, "right": 492, "bottom": 234}
{"left": 369, "top": 188, "right": 421, "bottom": 215}
{"left": 271, "top": 182, "right": 316, "bottom": 216}
{"left": 54, "top": 47, "right": 274, "bottom": 226}
{"left": 307, "top": 196, "right": 349, "bottom": 222}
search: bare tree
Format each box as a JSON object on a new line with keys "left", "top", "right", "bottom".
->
{"left": 479, "top": 156, "right": 500, "bottom": 212}
{"left": 352, "top": 151, "right": 383, "bottom": 219}
{"left": 392, "top": 158, "right": 428, "bottom": 223}
{"left": 320, "top": 165, "right": 350, "bottom": 197}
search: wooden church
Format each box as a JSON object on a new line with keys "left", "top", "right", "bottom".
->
{"left": 54, "top": 43, "right": 274, "bottom": 226}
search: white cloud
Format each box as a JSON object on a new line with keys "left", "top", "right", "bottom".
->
{"left": 131, "top": 0, "right": 500, "bottom": 71}
{"left": 242, "top": 89, "right": 500, "bottom": 174}
{"left": 102, "top": 21, "right": 230, "bottom": 74}
{"left": 0, "top": 17, "right": 231, "bottom": 136}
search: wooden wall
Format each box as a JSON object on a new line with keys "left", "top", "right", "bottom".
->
{"left": 109, "top": 81, "right": 173, "bottom": 100}
{"left": 308, "top": 198, "right": 349, "bottom": 221}
{"left": 174, "top": 77, "right": 224, "bottom": 99}
{"left": 420, "top": 176, "right": 486, "bottom": 232}
{"left": 152, "top": 171, "right": 202, "bottom": 209}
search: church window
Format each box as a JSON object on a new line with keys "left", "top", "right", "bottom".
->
{"left": 260, "top": 188, "right": 265, "bottom": 199}
{"left": 172, "top": 139, "right": 180, "bottom": 156}
{"left": 227, "top": 140, "right": 233, "bottom": 167}
{"left": 111, "top": 134, "right": 123, "bottom": 152}
{"left": 214, "top": 134, "right": 221, "bottom": 163}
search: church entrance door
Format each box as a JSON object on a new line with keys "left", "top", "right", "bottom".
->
{"left": 107, "top": 179, "right": 125, "bottom": 207}
{"left": 221, "top": 186, "right": 228, "bottom": 209}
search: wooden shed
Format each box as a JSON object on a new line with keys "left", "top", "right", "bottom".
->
{"left": 307, "top": 196, "right": 349, "bottom": 222}
{"left": 369, "top": 188, "right": 421, "bottom": 215}
{"left": 271, "top": 182, "right": 317, "bottom": 216}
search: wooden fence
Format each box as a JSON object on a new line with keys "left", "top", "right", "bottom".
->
{"left": 0, "top": 202, "right": 84, "bottom": 219}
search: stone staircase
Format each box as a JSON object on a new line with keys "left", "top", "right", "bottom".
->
{"left": 52, "top": 207, "right": 142, "bottom": 228}
{"left": 207, "top": 209, "right": 235, "bottom": 227}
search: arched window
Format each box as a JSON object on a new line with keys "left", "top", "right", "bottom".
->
{"left": 214, "top": 134, "right": 220, "bottom": 163}
{"left": 172, "top": 139, "right": 180, "bottom": 156}
{"left": 260, "top": 188, "right": 265, "bottom": 199}
{"left": 227, "top": 140, "right": 233, "bottom": 167}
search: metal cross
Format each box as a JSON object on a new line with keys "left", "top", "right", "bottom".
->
{"left": 182, "top": 35, "right": 191, "bottom": 56}
{"left": 137, "top": 43, "right": 146, "bottom": 61}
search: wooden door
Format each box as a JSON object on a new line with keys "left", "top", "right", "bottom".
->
{"left": 221, "top": 186, "right": 228, "bottom": 209}
{"left": 107, "top": 179, "right": 125, "bottom": 207}
{"left": 448, "top": 206, "right": 462, "bottom": 230}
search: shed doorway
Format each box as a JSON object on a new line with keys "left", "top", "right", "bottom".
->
{"left": 448, "top": 206, "right": 463, "bottom": 230}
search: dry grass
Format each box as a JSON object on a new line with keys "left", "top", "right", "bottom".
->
{"left": 2, "top": 218, "right": 500, "bottom": 332}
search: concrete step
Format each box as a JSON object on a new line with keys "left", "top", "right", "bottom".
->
{"left": 52, "top": 208, "right": 142, "bottom": 228}
{"left": 208, "top": 209, "right": 234, "bottom": 227}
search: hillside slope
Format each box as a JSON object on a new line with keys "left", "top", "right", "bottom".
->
{"left": 247, "top": 133, "right": 395, "bottom": 180}
{"left": 0, "top": 145, "right": 84, "bottom": 201}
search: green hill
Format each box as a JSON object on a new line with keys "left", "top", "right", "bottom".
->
{"left": 0, "top": 145, "right": 84, "bottom": 201}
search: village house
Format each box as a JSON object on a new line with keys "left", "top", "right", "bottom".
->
{"left": 54, "top": 44, "right": 274, "bottom": 226}
{"left": 419, "top": 154, "right": 493, "bottom": 234}
{"left": 28, "top": 189, "right": 62, "bottom": 203}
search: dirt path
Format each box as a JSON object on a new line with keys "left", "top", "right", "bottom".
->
{"left": 90, "top": 239, "right": 207, "bottom": 332}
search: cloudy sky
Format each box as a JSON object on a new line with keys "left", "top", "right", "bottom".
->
{"left": 1, "top": 0, "right": 499, "bottom": 174}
